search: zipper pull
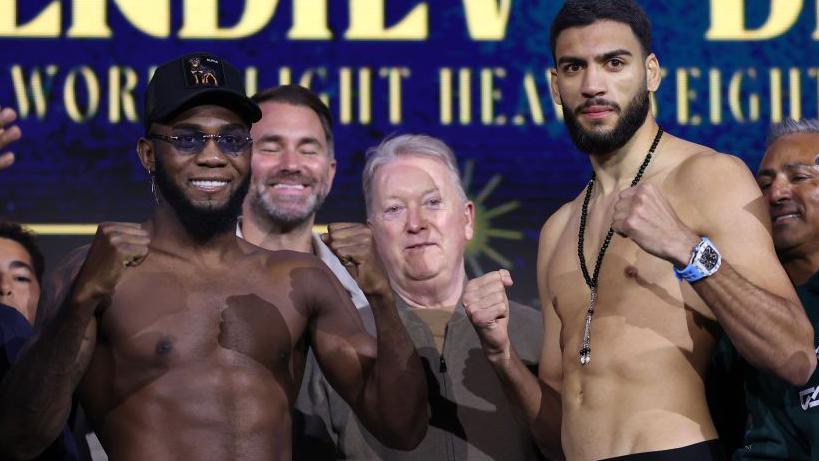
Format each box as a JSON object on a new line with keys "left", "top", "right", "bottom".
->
{"left": 439, "top": 356, "right": 447, "bottom": 373}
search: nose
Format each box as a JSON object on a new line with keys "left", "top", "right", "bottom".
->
{"left": 406, "top": 206, "right": 427, "bottom": 234}
{"left": 279, "top": 147, "right": 302, "bottom": 172}
{"left": 195, "top": 138, "right": 229, "bottom": 167}
{"left": 768, "top": 176, "right": 792, "bottom": 204}
{"left": 580, "top": 65, "right": 606, "bottom": 99}
{"left": 0, "top": 273, "right": 12, "bottom": 298}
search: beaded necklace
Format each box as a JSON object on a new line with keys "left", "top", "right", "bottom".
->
{"left": 577, "top": 127, "right": 664, "bottom": 365}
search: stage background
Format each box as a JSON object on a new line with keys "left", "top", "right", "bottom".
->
{"left": 1, "top": 0, "right": 818, "bottom": 306}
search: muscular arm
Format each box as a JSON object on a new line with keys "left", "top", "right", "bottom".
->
{"left": 615, "top": 152, "right": 815, "bottom": 385}
{"left": 305, "top": 262, "right": 427, "bottom": 450}
{"left": 0, "top": 248, "right": 98, "bottom": 460}
{"left": 0, "top": 222, "right": 149, "bottom": 459}
{"left": 681, "top": 155, "right": 815, "bottom": 385}
{"left": 361, "top": 289, "right": 428, "bottom": 447}
{"left": 692, "top": 261, "right": 813, "bottom": 385}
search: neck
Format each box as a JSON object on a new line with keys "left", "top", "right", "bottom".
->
{"left": 239, "top": 203, "right": 316, "bottom": 254}
{"left": 392, "top": 267, "right": 466, "bottom": 311}
{"left": 781, "top": 252, "right": 819, "bottom": 286}
{"left": 588, "top": 118, "right": 661, "bottom": 194}
{"left": 149, "top": 203, "right": 239, "bottom": 263}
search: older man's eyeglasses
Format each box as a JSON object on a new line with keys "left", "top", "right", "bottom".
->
{"left": 148, "top": 131, "right": 253, "bottom": 157}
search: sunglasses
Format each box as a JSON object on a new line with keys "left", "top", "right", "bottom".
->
{"left": 148, "top": 131, "right": 253, "bottom": 156}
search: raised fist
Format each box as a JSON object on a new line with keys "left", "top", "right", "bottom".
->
{"left": 464, "top": 269, "right": 513, "bottom": 358}
{"left": 611, "top": 183, "right": 699, "bottom": 267}
{"left": 74, "top": 222, "right": 151, "bottom": 302}
{"left": 322, "top": 222, "right": 391, "bottom": 297}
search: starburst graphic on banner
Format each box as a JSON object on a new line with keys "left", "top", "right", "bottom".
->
{"left": 462, "top": 159, "right": 524, "bottom": 276}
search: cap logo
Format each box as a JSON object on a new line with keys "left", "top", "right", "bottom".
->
{"left": 184, "top": 56, "right": 225, "bottom": 88}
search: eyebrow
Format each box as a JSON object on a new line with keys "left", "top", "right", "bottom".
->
{"left": 784, "top": 162, "right": 817, "bottom": 170}
{"left": 297, "top": 137, "right": 322, "bottom": 148}
{"left": 598, "top": 49, "right": 632, "bottom": 62}
{"left": 384, "top": 187, "right": 439, "bottom": 202}
{"left": 557, "top": 49, "right": 633, "bottom": 66}
{"left": 256, "top": 134, "right": 323, "bottom": 148}
{"left": 9, "top": 260, "right": 34, "bottom": 273}
{"left": 171, "top": 122, "right": 247, "bottom": 131}
{"left": 758, "top": 162, "right": 818, "bottom": 178}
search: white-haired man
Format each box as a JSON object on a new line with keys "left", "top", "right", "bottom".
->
{"left": 296, "top": 134, "right": 545, "bottom": 460}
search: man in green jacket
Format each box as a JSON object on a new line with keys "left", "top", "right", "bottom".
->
{"left": 715, "top": 118, "right": 819, "bottom": 460}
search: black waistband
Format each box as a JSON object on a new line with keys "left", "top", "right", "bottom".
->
{"left": 600, "top": 440, "right": 725, "bottom": 461}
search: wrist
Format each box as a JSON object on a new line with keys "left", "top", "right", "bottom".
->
{"left": 484, "top": 343, "right": 513, "bottom": 367}
{"left": 674, "top": 237, "right": 722, "bottom": 283}
{"left": 668, "top": 232, "right": 701, "bottom": 268}
{"left": 70, "top": 279, "right": 112, "bottom": 308}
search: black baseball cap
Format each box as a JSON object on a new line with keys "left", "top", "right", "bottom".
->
{"left": 143, "top": 52, "right": 261, "bottom": 131}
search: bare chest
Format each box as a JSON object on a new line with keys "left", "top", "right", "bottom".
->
{"left": 546, "top": 215, "right": 714, "bottom": 367}
{"left": 99, "top": 265, "right": 307, "bottom": 373}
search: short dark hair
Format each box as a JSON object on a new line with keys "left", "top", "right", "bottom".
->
{"left": 550, "top": 0, "right": 653, "bottom": 63}
{"left": 0, "top": 222, "right": 45, "bottom": 283}
{"left": 251, "top": 85, "right": 335, "bottom": 158}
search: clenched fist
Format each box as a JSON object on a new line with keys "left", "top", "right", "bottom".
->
{"left": 464, "top": 269, "right": 513, "bottom": 358}
{"left": 74, "top": 222, "right": 151, "bottom": 302}
{"left": 611, "top": 183, "right": 699, "bottom": 267}
{"left": 322, "top": 222, "right": 391, "bottom": 297}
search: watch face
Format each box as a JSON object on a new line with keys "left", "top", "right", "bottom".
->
{"left": 700, "top": 246, "right": 719, "bottom": 271}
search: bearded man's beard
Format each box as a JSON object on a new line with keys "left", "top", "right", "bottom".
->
{"left": 563, "top": 88, "right": 651, "bottom": 156}
{"left": 154, "top": 157, "right": 249, "bottom": 242}
{"left": 248, "top": 171, "right": 329, "bottom": 229}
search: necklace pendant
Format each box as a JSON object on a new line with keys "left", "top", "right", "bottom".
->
{"left": 580, "top": 348, "right": 591, "bottom": 365}
{"left": 579, "top": 288, "right": 596, "bottom": 366}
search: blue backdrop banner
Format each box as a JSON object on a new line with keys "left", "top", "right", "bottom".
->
{"left": 2, "top": 0, "right": 818, "bottom": 304}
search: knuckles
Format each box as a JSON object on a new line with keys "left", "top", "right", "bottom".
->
{"left": 620, "top": 215, "right": 639, "bottom": 232}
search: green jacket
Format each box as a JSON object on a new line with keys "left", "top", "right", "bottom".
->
{"left": 716, "top": 272, "right": 819, "bottom": 460}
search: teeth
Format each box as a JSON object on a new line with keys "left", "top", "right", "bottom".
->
{"left": 775, "top": 213, "right": 799, "bottom": 222}
{"left": 274, "top": 184, "right": 305, "bottom": 190}
{"left": 192, "top": 180, "right": 228, "bottom": 188}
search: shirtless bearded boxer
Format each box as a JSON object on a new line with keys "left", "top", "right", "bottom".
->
{"left": 463, "top": 1, "right": 816, "bottom": 460}
{"left": 0, "top": 53, "right": 426, "bottom": 461}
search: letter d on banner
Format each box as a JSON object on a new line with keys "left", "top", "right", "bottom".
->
{"left": 706, "top": 0, "right": 802, "bottom": 40}
{"left": 179, "top": 0, "right": 279, "bottom": 39}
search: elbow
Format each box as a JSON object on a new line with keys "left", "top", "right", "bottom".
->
{"left": 379, "top": 415, "right": 428, "bottom": 450}
{"left": 783, "top": 351, "right": 817, "bottom": 386}
{"left": 790, "top": 322, "right": 817, "bottom": 386}
{"left": 776, "top": 331, "right": 817, "bottom": 386}
{"left": 401, "top": 415, "right": 428, "bottom": 450}
{"left": 378, "top": 377, "right": 429, "bottom": 450}
{"left": 769, "top": 318, "right": 817, "bottom": 386}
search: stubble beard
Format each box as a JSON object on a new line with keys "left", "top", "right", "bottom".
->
{"left": 773, "top": 225, "right": 814, "bottom": 264}
{"left": 248, "top": 178, "right": 329, "bottom": 230}
{"left": 154, "top": 156, "right": 249, "bottom": 242}
{"left": 563, "top": 88, "right": 651, "bottom": 156}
